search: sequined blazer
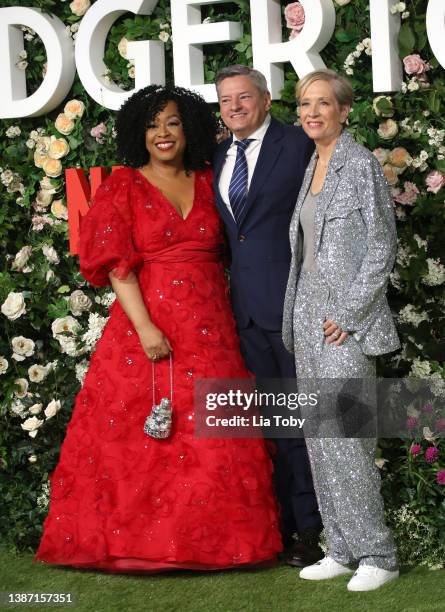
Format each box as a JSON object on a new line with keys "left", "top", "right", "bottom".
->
{"left": 282, "top": 130, "right": 400, "bottom": 357}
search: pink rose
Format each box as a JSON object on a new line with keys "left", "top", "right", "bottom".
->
{"left": 425, "top": 170, "right": 445, "bottom": 194}
{"left": 90, "top": 122, "right": 107, "bottom": 142}
{"left": 285, "top": 2, "right": 305, "bottom": 31}
{"left": 393, "top": 181, "right": 420, "bottom": 205}
{"left": 403, "top": 54, "right": 430, "bottom": 75}
{"left": 373, "top": 148, "right": 390, "bottom": 166}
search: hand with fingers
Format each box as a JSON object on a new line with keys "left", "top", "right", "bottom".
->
{"left": 323, "top": 319, "right": 349, "bottom": 346}
{"left": 137, "top": 324, "right": 172, "bottom": 361}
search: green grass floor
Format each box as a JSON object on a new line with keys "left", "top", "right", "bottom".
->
{"left": 0, "top": 550, "right": 444, "bottom": 612}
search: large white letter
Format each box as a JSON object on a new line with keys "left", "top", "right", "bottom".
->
{"left": 426, "top": 0, "right": 445, "bottom": 70}
{"left": 370, "top": 0, "right": 402, "bottom": 91}
{"left": 171, "top": 0, "right": 242, "bottom": 103}
{"left": 0, "top": 7, "right": 75, "bottom": 119}
{"left": 250, "top": 0, "right": 335, "bottom": 99}
{"left": 75, "top": 0, "right": 165, "bottom": 111}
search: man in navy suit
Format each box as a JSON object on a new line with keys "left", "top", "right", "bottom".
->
{"left": 214, "top": 65, "right": 322, "bottom": 566}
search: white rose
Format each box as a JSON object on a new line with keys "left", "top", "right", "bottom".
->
{"left": 28, "top": 454, "right": 38, "bottom": 463}
{"left": 118, "top": 37, "right": 129, "bottom": 58}
{"left": 14, "top": 378, "right": 29, "bottom": 398}
{"left": 40, "top": 176, "right": 57, "bottom": 193}
{"left": 34, "top": 152, "right": 48, "bottom": 168}
{"left": 377, "top": 119, "right": 398, "bottom": 140}
{"left": 11, "top": 246, "right": 32, "bottom": 271}
{"left": 64, "top": 99, "right": 85, "bottom": 119}
{"left": 35, "top": 136, "right": 51, "bottom": 156}
{"left": 1, "top": 169, "right": 14, "bottom": 185}
{"left": 21, "top": 416, "right": 44, "bottom": 434}
{"left": 42, "top": 245, "right": 60, "bottom": 264}
{"left": 48, "top": 137, "right": 70, "bottom": 160}
{"left": 28, "top": 364, "right": 48, "bottom": 383}
{"left": 1, "top": 292, "right": 26, "bottom": 320}
{"left": 36, "top": 190, "right": 53, "bottom": 207}
{"left": 69, "top": 0, "right": 90, "bottom": 17}
{"left": 69, "top": 289, "right": 92, "bottom": 316}
{"left": 44, "top": 399, "right": 61, "bottom": 419}
{"left": 51, "top": 200, "right": 68, "bottom": 220}
{"left": 0, "top": 356, "right": 9, "bottom": 375}
{"left": 55, "top": 113, "right": 75, "bottom": 135}
{"left": 372, "top": 148, "right": 390, "bottom": 167}
{"left": 52, "top": 315, "right": 79, "bottom": 337}
{"left": 11, "top": 336, "right": 35, "bottom": 360}
{"left": 42, "top": 158, "right": 63, "bottom": 178}
{"left": 159, "top": 31, "right": 170, "bottom": 43}
{"left": 29, "top": 403, "right": 43, "bottom": 415}
{"left": 372, "top": 95, "right": 394, "bottom": 117}
{"left": 335, "top": 0, "right": 351, "bottom": 5}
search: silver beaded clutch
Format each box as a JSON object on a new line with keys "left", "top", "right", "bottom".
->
{"left": 144, "top": 354, "right": 173, "bottom": 439}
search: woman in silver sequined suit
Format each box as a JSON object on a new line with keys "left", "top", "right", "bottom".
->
{"left": 282, "top": 70, "right": 400, "bottom": 592}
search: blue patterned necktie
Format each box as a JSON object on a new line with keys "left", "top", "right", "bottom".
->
{"left": 228, "top": 138, "right": 253, "bottom": 224}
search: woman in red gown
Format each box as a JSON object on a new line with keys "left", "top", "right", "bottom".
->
{"left": 36, "top": 85, "right": 282, "bottom": 571}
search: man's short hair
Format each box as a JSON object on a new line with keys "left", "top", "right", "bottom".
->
{"left": 215, "top": 65, "right": 269, "bottom": 95}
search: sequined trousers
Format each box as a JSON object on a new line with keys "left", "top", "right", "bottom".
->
{"left": 292, "top": 269, "right": 397, "bottom": 570}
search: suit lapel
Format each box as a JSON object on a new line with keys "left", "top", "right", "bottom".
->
{"left": 313, "top": 131, "right": 352, "bottom": 254}
{"left": 237, "top": 119, "right": 284, "bottom": 228}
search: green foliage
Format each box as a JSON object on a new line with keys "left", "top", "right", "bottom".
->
{"left": 0, "top": 0, "right": 443, "bottom": 567}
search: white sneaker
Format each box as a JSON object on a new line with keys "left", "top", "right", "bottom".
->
{"left": 347, "top": 565, "right": 399, "bottom": 591}
{"left": 299, "top": 556, "right": 353, "bottom": 580}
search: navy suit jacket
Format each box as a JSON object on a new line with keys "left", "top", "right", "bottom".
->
{"left": 213, "top": 117, "right": 314, "bottom": 330}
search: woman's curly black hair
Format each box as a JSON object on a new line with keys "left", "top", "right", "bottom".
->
{"left": 116, "top": 85, "right": 219, "bottom": 171}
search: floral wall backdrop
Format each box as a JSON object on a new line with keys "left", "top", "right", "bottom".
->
{"left": 0, "top": 0, "right": 444, "bottom": 567}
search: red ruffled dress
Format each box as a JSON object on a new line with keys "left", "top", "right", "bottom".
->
{"left": 35, "top": 167, "right": 282, "bottom": 571}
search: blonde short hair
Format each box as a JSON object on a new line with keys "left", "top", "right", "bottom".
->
{"left": 296, "top": 69, "right": 354, "bottom": 108}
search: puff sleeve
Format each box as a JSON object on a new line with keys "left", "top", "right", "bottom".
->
{"left": 78, "top": 169, "right": 143, "bottom": 287}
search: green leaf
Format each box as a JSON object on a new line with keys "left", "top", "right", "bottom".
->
{"left": 57, "top": 285, "right": 70, "bottom": 294}
{"left": 335, "top": 29, "right": 353, "bottom": 43}
{"left": 428, "top": 90, "right": 441, "bottom": 114}
{"left": 436, "top": 159, "right": 445, "bottom": 173}
{"left": 398, "top": 23, "right": 416, "bottom": 57}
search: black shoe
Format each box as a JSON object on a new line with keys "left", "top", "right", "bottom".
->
{"left": 285, "top": 529, "right": 324, "bottom": 568}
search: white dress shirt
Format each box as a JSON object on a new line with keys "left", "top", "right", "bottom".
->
{"left": 219, "top": 114, "right": 272, "bottom": 218}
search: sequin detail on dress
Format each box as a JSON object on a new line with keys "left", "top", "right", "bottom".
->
{"left": 36, "top": 168, "right": 281, "bottom": 572}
